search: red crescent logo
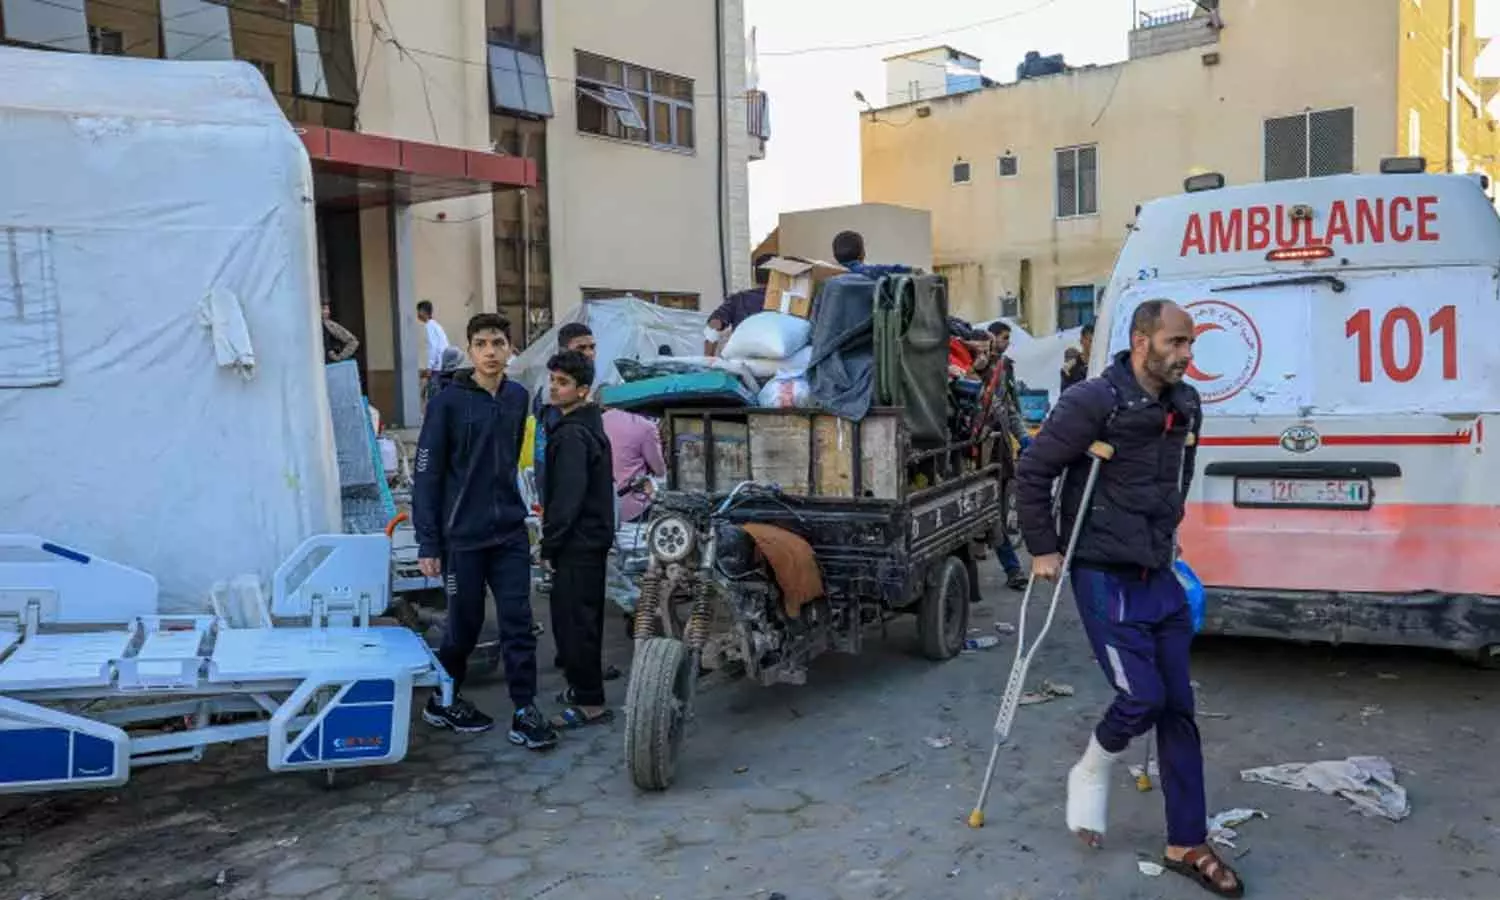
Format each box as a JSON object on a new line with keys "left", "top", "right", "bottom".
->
{"left": 1186, "top": 323, "right": 1224, "bottom": 381}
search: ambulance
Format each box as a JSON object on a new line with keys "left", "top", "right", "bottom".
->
{"left": 1091, "top": 160, "right": 1500, "bottom": 663}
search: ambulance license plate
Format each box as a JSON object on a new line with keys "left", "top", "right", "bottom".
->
{"left": 1233, "top": 477, "right": 1372, "bottom": 510}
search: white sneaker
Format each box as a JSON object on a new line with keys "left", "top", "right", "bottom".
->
{"left": 1066, "top": 733, "right": 1119, "bottom": 846}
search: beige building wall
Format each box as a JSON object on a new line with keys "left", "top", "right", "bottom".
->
{"left": 861, "top": 0, "right": 1497, "bottom": 332}
{"left": 350, "top": 0, "right": 496, "bottom": 382}
{"left": 777, "top": 203, "right": 933, "bottom": 269}
{"left": 544, "top": 0, "right": 750, "bottom": 316}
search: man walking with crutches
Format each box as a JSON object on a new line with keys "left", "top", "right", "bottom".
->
{"left": 1013, "top": 300, "right": 1244, "bottom": 897}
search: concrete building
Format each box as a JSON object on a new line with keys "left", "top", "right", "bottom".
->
{"left": 0, "top": 0, "right": 766, "bottom": 424}
{"left": 860, "top": 0, "right": 1500, "bottom": 331}
{"left": 883, "top": 45, "right": 993, "bottom": 107}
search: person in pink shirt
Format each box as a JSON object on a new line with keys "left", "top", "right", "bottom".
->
{"left": 603, "top": 408, "right": 666, "bottom": 523}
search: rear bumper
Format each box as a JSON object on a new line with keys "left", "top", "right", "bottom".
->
{"left": 1203, "top": 587, "right": 1500, "bottom": 651}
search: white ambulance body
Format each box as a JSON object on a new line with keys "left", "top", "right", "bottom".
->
{"left": 1092, "top": 166, "right": 1500, "bottom": 659}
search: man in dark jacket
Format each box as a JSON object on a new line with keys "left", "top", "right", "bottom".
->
{"left": 704, "top": 253, "right": 773, "bottom": 355}
{"left": 413, "top": 313, "right": 558, "bottom": 750}
{"left": 540, "top": 350, "right": 617, "bottom": 730}
{"left": 1060, "top": 322, "right": 1094, "bottom": 392}
{"left": 1015, "top": 300, "right": 1242, "bottom": 897}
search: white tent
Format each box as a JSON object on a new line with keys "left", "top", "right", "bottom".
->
{"left": 0, "top": 48, "right": 340, "bottom": 613}
{"left": 509, "top": 297, "right": 709, "bottom": 402}
{"left": 978, "top": 318, "right": 1084, "bottom": 405}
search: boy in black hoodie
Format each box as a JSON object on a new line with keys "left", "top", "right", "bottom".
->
{"left": 413, "top": 313, "right": 558, "bottom": 750}
{"left": 540, "top": 350, "right": 616, "bottom": 729}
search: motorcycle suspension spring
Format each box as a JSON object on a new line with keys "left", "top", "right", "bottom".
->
{"left": 634, "top": 568, "right": 662, "bottom": 639}
{"left": 684, "top": 577, "right": 713, "bottom": 649}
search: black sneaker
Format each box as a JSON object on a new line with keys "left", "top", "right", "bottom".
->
{"left": 421, "top": 695, "right": 494, "bottom": 734}
{"left": 508, "top": 705, "right": 559, "bottom": 751}
{"left": 1005, "top": 571, "right": 1029, "bottom": 591}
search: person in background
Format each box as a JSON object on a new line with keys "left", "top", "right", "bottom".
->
{"left": 322, "top": 302, "right": 359, "bottom": 363}
{"left": 540, "top": 350, "right": 617, "bottom": 730}
{"left": 987, "top": 321, "right": 1031, "bottom": 590}
{"left": 417, "top": 300, "right": 451, "bottom": 392}
{"left": 534, "top": 323, "right": 597, "bottom": 505}
{"left": 704, "top": 253, "right": 773, "bottom": 356}
{"left": 412, "top": 313, "right": 557, "bottom": 750}
{"left": 1061, "top": 322, "right": 1094, "bottom": 393}
{"left": 831, "top": 230, "right": 913, "bottom": 280}
{"left": 423, "top": 346, "right": 468, "bottom": 414}
{"left": 605, "top": 406, "right": 667, "bottom": 525}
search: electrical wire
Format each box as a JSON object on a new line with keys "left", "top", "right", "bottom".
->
{"left": 758, "top": 0, "right": 1068, "bottom": 56}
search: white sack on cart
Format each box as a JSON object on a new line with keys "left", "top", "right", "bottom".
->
{"left": 721, "top": 312, "right": 811, "bottom": 361}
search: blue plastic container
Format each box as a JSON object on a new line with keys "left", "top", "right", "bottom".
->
{"left": 1174, "top": 558, "right": 1206, "bottom": 634}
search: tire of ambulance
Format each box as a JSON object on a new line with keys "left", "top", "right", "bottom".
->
{"left": 625, "top": 637, "right": 694, "bottom": 791}
{"left": 918, "top": 555, "right": 971, "bottom": 661}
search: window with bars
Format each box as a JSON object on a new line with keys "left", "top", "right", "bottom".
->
{"left": 1055, "top": 285, "right": 1097, "bottom": 331}
{"left": 952, "top": 161, "right": 971, "bottom": 184}
{"left": 1263, "top": 107, "right": 1355, "bottom": 181}
{"left": 581, "top": 288, "right": 700, "bottom": 310}
{"left": 998, "top": 154, "right": 1018, "bottom": 177}
{"left": 1055, "top": 145, "right": 1098, "bottom": 218}
{"left": 575, "top": 50, "right": 695, "bottom": 152}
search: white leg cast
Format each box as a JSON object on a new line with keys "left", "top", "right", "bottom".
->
{"left": 1066, "top": 733, "right": 1119, "bottom": 845}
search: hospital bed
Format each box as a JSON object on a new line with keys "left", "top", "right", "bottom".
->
{"left": 0, "top": 533, "right": 452, "bottom": 795}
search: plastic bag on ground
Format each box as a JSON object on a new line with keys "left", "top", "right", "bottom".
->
{"left": 722, "top": 311, "right": 812, "bottom": 361}
{"left": 1240, "top": 756, "right": 1409, "bottom": 820}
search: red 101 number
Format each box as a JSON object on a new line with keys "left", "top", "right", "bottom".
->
{"left": 1344, "top": 305, "right": 1458, "bottom": 383}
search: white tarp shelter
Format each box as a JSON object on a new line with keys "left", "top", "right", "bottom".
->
{"left": 509, "top": 297, "right": 709, "bottom": 401}
{"left": 0, "top": 48, "right": 341, "bottom": 613}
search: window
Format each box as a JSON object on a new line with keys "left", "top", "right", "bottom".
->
{"left": 1055, "top": 145, "right": 1098, "bottom": 218}
{"left": 246, "top": 58, "right": 276, "bottom": 90}
{"left": 1, "top": 227, "right": 63, "bottom": 388}
{"left": 1, "top": 0, "right": 89, "bottom": 52}
{"left": 582, "top": 288, "right": 700, "bottom": 310}
{"left": 1263, "top": 107, "right": 1354, "bottom": 181}
{"left": 288, "top": 22, "right": 356, "bottom": 103}
{"left": 88, "top": 25, "right": 124, "bottom": 55}
{"left": 998, "top": 154, "right": 1018, "bottom": 177}
{"left": 1408, "top": 109, "right": 1421, "bottom": 158}
{"left": 159, "top": 0, "right": 233, "bottom": 61}
{"left": 487, "top": 0, "right": 542, "bottom": 55}
{"left": 1055, "top": 285, "right": 1097, "bottom": 331}
{"left": 487, "top": 44, "right": 553, "bottom": 117}
{"left": 575, "top": 50, "right": 695, "bottom": 151}
{"left": 952, "top": 160, "right": 971, "bottom": 184}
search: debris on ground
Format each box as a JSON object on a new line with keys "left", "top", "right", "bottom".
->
{"left": 993, "top": 622, "right": 1017, "bottom": 635}
{"left": 947, "top": 866, "right": 961, "bottom": 878}
{"left": 1199, "top": 711, "right": 1231, "bottom": 720}
{"left": 1240, "top": 756, "right": 1409, "bottom": 820}
{"left": 1376, "top": 672, "right": 1400, "bottom": 680}
{"left": 963, "top": 635, "right": 1001, "bottom": 651}
{"left": 1207, "top": 808, "right": 1267, "bottom": 849}
{"left": 923, "top": 735, "right": 954, "bottom": 749}
{"left": 273, "top": 836, "right": 299, "bottom": 848}
{"left": 734, "top": 766, "right": 750, "bottom": 774}
{"left": 1360, "top": 705, "right": 1384, "bottom": 723}
{"left": 1019, "top": 681, "right": 1074, "bottom": 706}
{"left": 1137, "top": 860, "right": 1165, "bottom": 877}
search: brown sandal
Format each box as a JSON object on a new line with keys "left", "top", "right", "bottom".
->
{"left": 1162, "top": 846, "right": 1245, "bottom": 898}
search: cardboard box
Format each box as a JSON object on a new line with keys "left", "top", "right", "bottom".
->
{"left": 762, "top": 256, "right": 846, "bottom": 319}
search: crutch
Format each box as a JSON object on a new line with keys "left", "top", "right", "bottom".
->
{"left": 1133, "top": 427, "right": 1197, "bottom": 794}
{"left": 968, "top": 440, "right": 1114, "bottom": 828}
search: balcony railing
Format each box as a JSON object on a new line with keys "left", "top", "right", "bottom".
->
{"left": 747, "top": 89, "right": 771, "bottom": 141}
{"left": 1137, "top": 3, "right": 1198, "bottom": 29}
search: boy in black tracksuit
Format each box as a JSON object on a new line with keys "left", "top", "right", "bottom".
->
{"left": 540, "top": 350, "right": 616, "bottom": 729}
{"left": 412, "top": 313, "right": 558, "bottom": 750}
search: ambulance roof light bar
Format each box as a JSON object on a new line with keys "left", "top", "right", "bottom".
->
{"left": 1184, "top": 172, "right": 1225, "bottom": 193}
{"left": 1379, "top": 156, "right": 1427, "bottom": 174}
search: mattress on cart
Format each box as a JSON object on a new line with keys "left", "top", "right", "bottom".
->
{"left": 597, "top": 370, "right": 756, "bottom": 413}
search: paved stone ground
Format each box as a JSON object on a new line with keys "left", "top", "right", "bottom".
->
{"left": 3, "top": 566, "right": 1499, "bottom": 900}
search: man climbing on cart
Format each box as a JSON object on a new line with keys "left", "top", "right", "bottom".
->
{"left": 1014, "top": 299, "right": 1244, "bottom": 897}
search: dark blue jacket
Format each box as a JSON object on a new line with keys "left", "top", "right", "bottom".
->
{"left": 540, "top": 404, "right": 615, "bottom": 560}
{"left": 1015, "top": 351, "right": 1201, "bottom": 572}
{"left": 412, "top": 370, "right": 530, "bottom": 559}
{"left": 845, "top": 260, "right": 913, "bottom": 279}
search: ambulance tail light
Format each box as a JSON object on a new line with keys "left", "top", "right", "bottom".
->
{"left": 1267, "top": 246, "right": 1334, "bottom": 262}
{"left": 1379, "top": 156, "right": 1427, "bottom": 174}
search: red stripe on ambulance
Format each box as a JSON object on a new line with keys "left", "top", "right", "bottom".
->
{"left": 1179, "top": 197, "right": 1441, "bottom": 257}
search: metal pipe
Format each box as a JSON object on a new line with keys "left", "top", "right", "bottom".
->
{"left": 1449, "top": 0, "right": 1461, "bottom": 173}
{"left": 521, "top": 186, "right": 532, "bottom": 343}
